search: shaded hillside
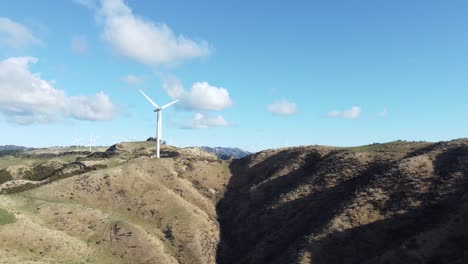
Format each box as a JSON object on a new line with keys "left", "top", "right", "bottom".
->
{"left": 217, "top": 140, "right": 468, "bottom": 264}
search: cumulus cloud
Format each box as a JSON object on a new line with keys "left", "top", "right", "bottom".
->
{"left": 181, "top": 82, "right": 232, "bottom": 111}
{"left": 71, "top": 35, "right": 88, "bottom": 53}
{"left": 123, "top": 74, "right": 143, "bottom": 85}
{"left": 0, "top": 56, "right": 118, "bottom": 124}
{"left": 158, "top": 74, "right": 232, "bottom": 111}
{"left": 327, "top": 106, "right": 361, "bottom": 120}
{"left": 82, "top": 0, "right": 210, "bottom": 65}
{"left": 0, "top": 17, "right": 42, "bottom": 48}
{"left": 68, "top": 92, "right": 116, "bottom": 120}
{"left": 157, "top": 73, "right": 184, "bottom": 98}
{"left": 182, "top": 113, "right": 229, "bottom": 129}
{"left": 267, "top": 100, "right": 298, "bottom": 116}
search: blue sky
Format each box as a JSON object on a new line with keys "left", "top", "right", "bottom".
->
{"left": 0, "top": 0, "right": 467, "bottom": 151}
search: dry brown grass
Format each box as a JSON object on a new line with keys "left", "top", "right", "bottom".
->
{"left": 0, "top": 142, "right": 231, "bottom": 263}
{"left": 217, "top": 139, "right": 468, "bottom": 264}
{"left": 2, "top": 139, "right": 468, "bottom": 263}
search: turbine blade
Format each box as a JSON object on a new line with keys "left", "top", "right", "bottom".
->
{"left": 161, "top": 99, "right": 179, "bottom": 110}
{"left": 139, "top": 90, "right": 160, "bottom": 109}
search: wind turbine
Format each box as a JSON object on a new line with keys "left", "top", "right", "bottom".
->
{"left": 71, "top": 135, "right": 83, "bottom": 148}
{"left": 139, "top": 90, "right": 179, "bottom": 158}
{"left": 88, "top": 134, "right": 98, "bottom": 152}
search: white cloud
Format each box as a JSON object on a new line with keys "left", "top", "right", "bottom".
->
{"left": 68, "top": 92, "right": 116, "bottom": 121}
{"left": 0, "top": 56, "right": 118, "bottom": 124}
{"left": 73, "top": 0, "right": 97, "bottom": 9}
{"left": 123, "top": 74, "right": 143, "bottom": 85}
{"left": 181, "top": 82, "right": 232, "bottom": 111}
{"left": 379, "top": 107, "right": 388, "bottom": 117}
{"left": 182, "top": 113, "right": 229, "bottom": 129}
{"left": 0, "top": 17, "right": 42, "bottom": 48}
{"left": 327, "top": 106, "right": 361, "bottom": 120}
{"left": 71, "top": 35, "right": 88, "bottom": 53}
{"left": 343, "top": 106, "right": 361, "bottom": 119}
{"left": 157, "top": 73, "right": 185, "bottom": 98}
{"left": 267, "top": 100, "right": 298, "bottom": 116}
{"left": 327, "top": 111, "right": 341, "bottom": 118}
{"left": 90, "top": 0, "right": 210, "bottom": 65}
{"left": 158, "top": 74, "right": 232, "bottom": 111}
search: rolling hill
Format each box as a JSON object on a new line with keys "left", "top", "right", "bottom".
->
{"left": 0, "top": 139, "right": 467, "bottom": 263}
{"left": 217, "top": 140, "right": 468, "bottom": 263}
{"left": 0, "top": 142, "right": 231, "bottom": 263}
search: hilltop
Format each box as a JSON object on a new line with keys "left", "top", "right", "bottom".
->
{"left": 0, "top": 139, "right": 467, "bottom": 263}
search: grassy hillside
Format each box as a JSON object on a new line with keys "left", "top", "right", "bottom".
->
{"left": 0, "top": 142, "right": 231, "bottom": 264}
{"left": 0, "top": 208, "right": 15, "bottom": 225}
{"left": 1, "top": 140, "right": 467, "bottom": 263}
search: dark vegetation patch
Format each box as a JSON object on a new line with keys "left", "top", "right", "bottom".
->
{"left": 86, "top": 151, "right": 113, "bottom": 159}
{"left": 1, "top": 163, "right": 108, "bottom": 194}
{"left": 19, "top": 151, "right": 91, "bottom": 159}
{"left": 161, "top": 150, "right": 181, "bottom": 158}
{"left": 23, "top": 163, "right": 108, "bottom": 182}
{"left": 1, "top": 183, "right": 39, "bottom": 194}
{"left": 0, "top": 149, "right": 25, "bottom": 157}
{"left": 164, "top": 226, "right": 175, "bottom": 242}
{"left": 23, "top": 164, "right": 57, "bottom": 181}
{"left": 0, "top": 169, "right": 13, "bottom": 184}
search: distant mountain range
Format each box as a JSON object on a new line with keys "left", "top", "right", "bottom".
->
{"left": 0, "top": 144, "right": 251, "bottom": 160}
{"left": 200, "top": 147, "right": 251, "bottom": 160}
{"left": 0, "top": 145, "right": 30, "bottom": 156}
{"left": 0, "top": 145, "right": 29, "bottom": 151}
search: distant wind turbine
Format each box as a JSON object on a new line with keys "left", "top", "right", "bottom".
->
{"left": 71, "top": 136, "right": 83, "bottom": 147}
{"left": 88, "top": 134, "right": 97, "bottom": 152}
{"left": 139, "top": 90, "right": 179, "bottom": 158}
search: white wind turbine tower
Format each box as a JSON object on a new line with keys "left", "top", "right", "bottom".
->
{"left": 88, "top": 134, "right": 98, "bottom": 152}
{"left": 139, "top": 90, "right": 179, "bottom": 158}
